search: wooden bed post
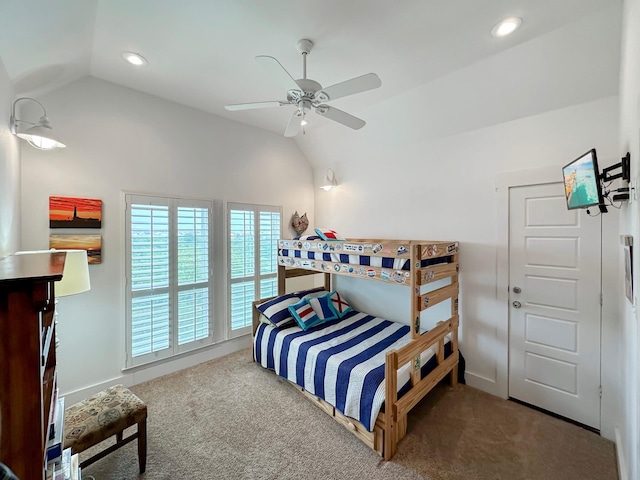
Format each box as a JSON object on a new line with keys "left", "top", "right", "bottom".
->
{"left": 384, "top": 350, "right": 398, "bottom": 461}
{"left": 277, "top": 265, "right": 286, "bottom": 295}
{"left": 450, "top": 252, "right": 459, "bottom": 386}
{"left": 324, "top": 272, "right": 331, "bottom": 292}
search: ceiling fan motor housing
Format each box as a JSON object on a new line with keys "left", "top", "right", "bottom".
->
{"left": 288, "top": 78, "right": 322, "bottom": 106}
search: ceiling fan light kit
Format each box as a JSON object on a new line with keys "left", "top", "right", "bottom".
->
{"left": 225, "top": 38, "right": 381, "bottom": 137}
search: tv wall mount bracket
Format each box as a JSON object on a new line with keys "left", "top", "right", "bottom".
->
{"left": 598, "top": 152, "right": 631, "bottom": 212}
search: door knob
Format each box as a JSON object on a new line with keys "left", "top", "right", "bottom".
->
{"left": 513, "top": 286, "right": 521, "bottom": 294}
{"left": 512, "top": 301, "right": 522, "bottom": 308}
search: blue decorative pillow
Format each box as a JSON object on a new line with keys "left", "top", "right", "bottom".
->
{"left": 308, "top": 293, "right": 339, "bottom": 321}
{"left": 328, "top": 291, "right": 352, "bottom": 318}
{"left": 288, "top": 298, "right": 321, "bottom": 331}
{"left": 256, "top": 293, "right": 300, "bottom": 328}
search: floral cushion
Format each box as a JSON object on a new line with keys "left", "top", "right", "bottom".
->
{"left": 63, "top": 384, "right": 147, "bottom": 454}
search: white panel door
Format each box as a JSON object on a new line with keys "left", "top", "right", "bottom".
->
{"left": 509, "top": 182, "right": 601, "bottom": 429}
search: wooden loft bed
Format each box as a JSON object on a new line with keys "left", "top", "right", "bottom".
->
{"left": 252, "top": 238, "right": 460, "bottom": 460}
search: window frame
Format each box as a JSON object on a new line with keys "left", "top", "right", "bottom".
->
{"left": 125, "top": 193, "right": 214, "bottom": 368}
{"left": 226, "top": 202, "right": 282, "bottom": 338}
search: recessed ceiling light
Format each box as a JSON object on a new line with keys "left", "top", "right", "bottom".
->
{"left": 491, "top": 17, "right": 522, "bottom": 37}
{"left": 122, "top": 52, "right": 148, "bottom": 66}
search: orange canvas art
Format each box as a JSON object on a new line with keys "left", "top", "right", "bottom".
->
{"left": 50, "top": 196, "right": 102, "bottom": 228}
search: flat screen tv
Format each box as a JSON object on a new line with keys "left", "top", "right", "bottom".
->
{"left": 562, "top": 149, "right": 604, "bottom": 210}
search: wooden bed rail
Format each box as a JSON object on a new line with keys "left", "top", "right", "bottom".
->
{"left": 383, "top": 314, "right": 459, "bottom": 460}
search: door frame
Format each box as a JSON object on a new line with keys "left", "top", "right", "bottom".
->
{"left": 495, "top": 166, "right": 567, "bottom": 399}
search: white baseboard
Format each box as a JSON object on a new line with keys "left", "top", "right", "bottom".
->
{"left": 465, "top": 370, "right": 505, "bottom": 398}
{"left": 615, "top": 426, "right": 627, "bottom": 480}
{"left": 61, "top": 335, "right": 251, "bottom": 405}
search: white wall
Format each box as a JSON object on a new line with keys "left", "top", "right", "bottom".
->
{"left": 300, "top": 7, "right": 622, "bottom": 441}
{"left": 617, "top": 0, "right": 640, "bottom": 478}
{"left": 0, "top": 56, "right": 20, "bottom": 258}
{"left": 20, "top": 77, "right": 315, "bottom": 402}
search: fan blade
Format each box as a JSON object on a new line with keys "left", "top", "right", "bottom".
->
{"left": 284, "top": 110, "right": 301, "bottom": 137}
{"left": 256, "top": 56, "right": 300, "bottom": 92}
{"left": 225, "top": 101, "right": 289, "bottom": 111}
{"left": 315, "top": 105, "right": 365, "bottom": 130}
{"left": 315, "top": 73, "right": 381, "bottom": 102}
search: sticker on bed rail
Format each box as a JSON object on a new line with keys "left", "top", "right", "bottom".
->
{"left": 334, "top": 264, "right": 340, "bottom": 272}
{"left": 295, "top": 260, "right": 301, "bottom": 267}
{"left": 372, "top": 243, "right": 383, "bottom": 254}
{"left": 321, "top": 263, "right": 328, "bottom": 270}
{"left": 364, "top": 244, "right": 373, "bottom": 251}
{"left": 341, "top": 264, "right": 349, "bottom": 272}
{"left": 284, "top": 241, "right": 291, "bottom": 248}
{"left": 310, "top": 262, "right": 316, "bottom": 268}
{"left": 426, "top": 245, "right": 439, "bottom": 257}
{"left": 397, "top": 245, "right": 408, "bottom": 255}
{"left": 348, "top": 266, "right": 354, "bottom": 273}
{"left": 343, "top": 243, "right": 364, "bottom": 253}
{"left": 322, "top": 243, "right": 329, "bottom": 251}
{"left": 366, "top": 269, "right": 376, "bottom": 278}
{"left": 301, "top": 260, "right": 311, "bottom": 267}
{"left": 446, "top": 243, "right": 458, "bottom": 254}
{"left": 335, "top": 243, "right": 342, "bottom": 251}
{"left": 424, "top": 270, "right": 435, "bottom": 281}
{"left": 414, "top": 317, "right": 420, "bottom": 334}
{"left": 424, "top": 297, "right": 430, "bottom": 307}
{"left": 303, "top": 242, "right": 311, "bottom": 250}
{"left": 414, "top": 356, "right": 421, "bottom": 371}
{"left": 358, "top": 267, "right": 365, "bottom": 275}
{"left": 392, "top": 271, "right": 406, "bottom": 284}
{"left": 381, "top": 270, "right": 390, "bottom": 280}
{"left": 279, "top": 240, "right": 284, "bottom": 247}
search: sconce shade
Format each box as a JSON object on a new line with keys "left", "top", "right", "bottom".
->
{"left": 11, "top": 98, "right": 66, "bottom": 150}
{"left": 320, "top": 168, "right": 338, "bottom": 191}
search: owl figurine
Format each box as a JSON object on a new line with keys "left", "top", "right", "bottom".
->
{"left": 291, "top": 211, "right": 309, "bottom": 236}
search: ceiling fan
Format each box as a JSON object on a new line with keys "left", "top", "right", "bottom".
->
{"left": 225, "top": 39, "right": 382, "bottom": 137}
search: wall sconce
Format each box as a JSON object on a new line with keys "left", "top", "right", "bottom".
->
{"left": 320, "top": 168, "right": 338, "bottom": 191}
{"left": 10, "top": 97, "right": 66, "bottom": 150}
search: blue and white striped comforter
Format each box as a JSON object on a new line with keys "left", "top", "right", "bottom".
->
{"left": 254, "top": 310, "right": 449, "bottom": 431}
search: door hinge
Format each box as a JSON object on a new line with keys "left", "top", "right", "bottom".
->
{"left": 599, "top": 385, "right": 602, "bottom": 398}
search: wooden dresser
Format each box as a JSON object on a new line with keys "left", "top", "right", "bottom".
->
{"left": 0, "top": 252, "right": 66, "bottom": 480}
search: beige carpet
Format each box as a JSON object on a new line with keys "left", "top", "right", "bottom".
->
{"left": 81, "top": 349, "right": 617, "bottom": 480}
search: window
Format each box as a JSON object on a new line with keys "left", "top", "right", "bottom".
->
{"left": 125, "top": 194, "right": 213, "bottom": 367}
{"left": 227, "top": 203, "right": 282, "bottom": 336}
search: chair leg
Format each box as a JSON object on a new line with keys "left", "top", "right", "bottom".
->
{"left": 116, "top": 431, "right": 123, "bottom": 443}
{"left": 138, "top": 417, "right": 147, "bottom": 473}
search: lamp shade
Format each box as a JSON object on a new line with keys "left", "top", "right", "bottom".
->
{"left": 14, "top": 249, "right": 90, "bottom": 296}
{"left": 15, "top": 117, "right": 66, "bottom": 150}
{"left": 55, "top": 250, "right": 90, "bottom": 297}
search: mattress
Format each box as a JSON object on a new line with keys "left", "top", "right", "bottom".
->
{"left": 254, "top": 310, "right": 452, "bottom": 431}
{"left": 278, "top": 249, "right": 446, "bottom": 271}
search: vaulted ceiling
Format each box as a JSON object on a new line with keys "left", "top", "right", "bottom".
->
{"left": 0, "top": 0, "right": 620, "bottom": 137}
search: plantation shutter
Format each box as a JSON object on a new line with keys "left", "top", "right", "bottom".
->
{"left": 227, "top": 203, "right": 281, "bottom": 336}
{"left": 126, "top": 194, "right": 213, "bottom": 367}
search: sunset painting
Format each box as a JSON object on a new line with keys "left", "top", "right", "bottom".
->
{"left": 49, "top": 235, "right": 102, "bottom": 264}
{"left": 50, "top": 196, "right": 102, "bottom": 228}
